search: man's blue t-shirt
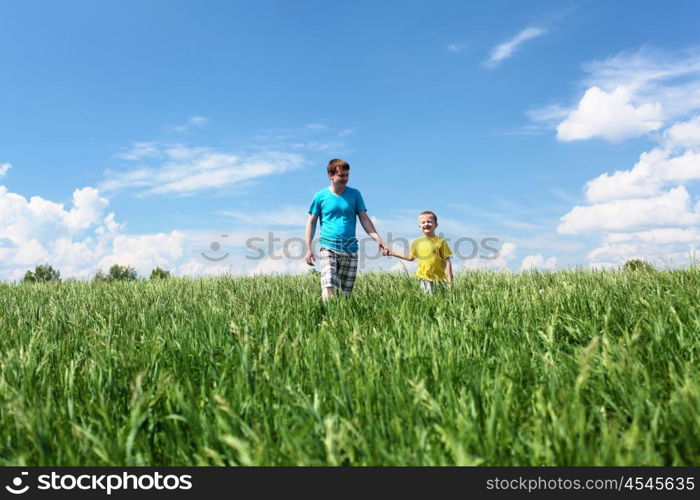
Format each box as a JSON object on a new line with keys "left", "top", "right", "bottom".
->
{"left": 308, "top": 187, "right": 367, "bottom": 253}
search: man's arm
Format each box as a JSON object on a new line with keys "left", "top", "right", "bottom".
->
{"left": 358, "top": 211, "right": 386, "bottom": 252}
{"left": 305, "top": 213, "right": 318, "bottom": 265}
{"left": 445, "top": 258, "right": 453, "bottom": 286}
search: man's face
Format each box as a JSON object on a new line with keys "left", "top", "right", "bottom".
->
{"left": 418, "top": 215, "right": 437, "bottom": 235}
{"left": 329, "top": 169, "right": 349, "bottom": 187}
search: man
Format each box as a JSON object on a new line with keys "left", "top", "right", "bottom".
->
{"left": 305, "top": 159, "right": 386, "bottom": 299}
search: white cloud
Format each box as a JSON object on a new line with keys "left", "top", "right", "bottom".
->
{"left": 581, "top": 49, "right": 700, "bottom": 102}
{"left": 584, "top": 146, "right": 700, "bottom": 203}
{"left": 102, "top": 145, "right": 304, "bottom": 196}
{"left": 486, "top": 27, "right": 546, "bottom": 67}
{"left": 604, "top": 227, "right": 700, "bottom": 244}
{"left": 548, "top": 48, "right": 700, "bottom": 268}
{"left": 0, "top": 163, "right": 11, "bottom": 177}
{"left": 587, "top": 227, "right": 698, "bottom": 268}
{"left": 11, "top": 239, "right": 49, "bottom": 266}
{"left": 577, "top": 50, "right": 700, "bottom": 125}
{"left": 96, "top": 231, "right": 185, "bottom": 278}
{"left": 0, "top": 186, "right": 111, "bottom": 245}
{"left": 66, "top": 187, "right": 109, "bottom": 230}
{"left": 0, "top": 184, "right": 193, "bottom": 280}
{"left": 664, "top": 116, "right": 700, "bottom": 150}
{"left": 175, "top": 259, "right": 235, "bottom": 277}
{"left": 558, "top": 127, "right": 700, "bottom": 266}
{"left": 520, "top": 254, "right": 557, "bottom": 271}
{"left": 462, "top": 242, "right": 516, "bottom": 271}
{"left": 531, "top": 49, "right": 700, "bottom": 141}
{"left": 0, "top": 185, "right": 118, "bottom": 279}
{"left": 558, "top": 186, "right": 700, "bottom": 234}
{"left": 556, "top": 86, "right": 663, "bottom": 142}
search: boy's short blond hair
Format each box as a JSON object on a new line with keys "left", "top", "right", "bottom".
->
{"left": 327, "top": 158, "right": 350, "bottom": 175}
{"left": 419, "top": 210, "right": 438, "bottom": 223}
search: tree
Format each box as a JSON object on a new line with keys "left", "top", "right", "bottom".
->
{"left": 22, "top": 264, "right": 61, "bottom": 283}
{"left": 149, "top": 267, "right": 171, "bottom": 280}
{"left": 109, "top": 264, "right": 138, "bottom": 281}
{"left": 93, "top": 269, "right": 108, "bottom": 283}
{"left": 622, "top": 259, "right": 655, "bottom": 273}
{"left": 94, "top": 264, "right": 138, "bottom": 282}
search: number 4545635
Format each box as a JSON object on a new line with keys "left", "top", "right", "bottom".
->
{"left": 625, "top": 477, "right": 695, "bottom": 490}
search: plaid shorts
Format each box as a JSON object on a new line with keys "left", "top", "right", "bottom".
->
{"left": 420, "top": 279, "right": 447, "bottom": 295}
{"left": 320, "top": 246, "right": 358, "bottom": 294}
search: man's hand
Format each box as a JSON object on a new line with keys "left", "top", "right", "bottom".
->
{"left": 377, "top": 240, "right": 387, "bottom": 254}
{"left": 305, "top": 214, "right": 318, "bottom": 266}
{"left": 382, "top": 246, "right": 391, "bottom": 256}
{"left": 305, "top": 250, "right": 316, "bottom": 266}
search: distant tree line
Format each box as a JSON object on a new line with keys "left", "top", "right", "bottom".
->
{"left": 20, "top": 259, "right": 660, "bottom": 284}
{"left": 22, "top": 264, "right": 171, "bottom": 283}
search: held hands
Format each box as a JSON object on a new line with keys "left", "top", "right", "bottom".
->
{"left": 378, "top": 241, "right": 391, "bottom": 257}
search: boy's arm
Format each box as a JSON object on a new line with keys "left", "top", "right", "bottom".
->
{"left": 386, "top": 248, "right": 414, "bottom": 261}
{"left": 386, "top": 238, "right": 415, "bottom": 261}
{"left": 445, "top": 258, "right": 453, "bottom": 286}
{"left": 358, "top": 211, "right": 387, "bottom": 252}
{"left": 305, "top": 214, "right": 318, "bottom": 265}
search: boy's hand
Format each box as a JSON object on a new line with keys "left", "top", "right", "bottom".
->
{"left": 305, "top": 250, "right": 316, "bottom": 266}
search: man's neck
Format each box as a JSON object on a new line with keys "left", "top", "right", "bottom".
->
{"left": 329, "top": 184, "right": 346, "bottom": 195}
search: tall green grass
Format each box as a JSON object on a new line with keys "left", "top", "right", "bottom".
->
{"left": 0, "top": 269, "right": 698, "bottom": 465}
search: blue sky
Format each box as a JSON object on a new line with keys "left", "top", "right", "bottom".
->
{"left": 2, "top": 0, "right": 700, "bottom": 279}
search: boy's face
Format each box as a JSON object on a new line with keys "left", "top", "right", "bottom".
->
{"left": 418, "top": 215, "right": 437, "bottom": 235}
{"left": 328, "top": 168, "right": 349, "bottom": 187}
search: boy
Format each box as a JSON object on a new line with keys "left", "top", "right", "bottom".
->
{"left": 384, "top": 211, "right": 453, "bottom": 294}
{"left": 305, "top": 159, "right": 386, "bottom": 300}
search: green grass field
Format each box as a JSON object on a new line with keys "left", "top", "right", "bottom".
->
{"left": 0, "top": 269, "right": 698, "bottom": 465}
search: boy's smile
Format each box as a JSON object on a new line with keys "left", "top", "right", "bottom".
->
{"left": 418, "top": 215, "right": 437, "bottom": 236}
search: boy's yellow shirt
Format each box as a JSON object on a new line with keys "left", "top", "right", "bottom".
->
{"left": 410, "top": 235, "right": 452, "bottom": 282}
